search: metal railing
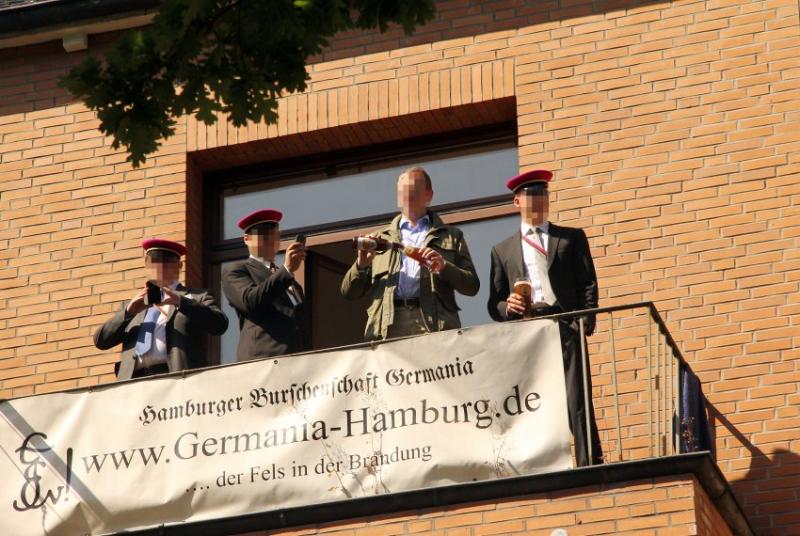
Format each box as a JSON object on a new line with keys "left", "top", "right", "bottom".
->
{"left": 535, "top": 301, "right": 689, "bottom": 465}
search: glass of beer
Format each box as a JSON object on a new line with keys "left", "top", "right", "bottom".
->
{"left": 514, "top": 278, "right": 532, "bottom": 318}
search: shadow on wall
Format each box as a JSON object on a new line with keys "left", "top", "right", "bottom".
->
{"left": 707, "top": 403, "right": 800, "bottom": 534}
{"left": 0, "top": 0, "right": 674, "bottom": 117}
{"left": 0, "top": 32, "right": 122, "bottom": 117}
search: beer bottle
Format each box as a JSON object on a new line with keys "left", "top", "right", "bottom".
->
{"left": 352, "top": 236, "right": 394, "bottom": 252}
{"left": 352, "top": 235, "right": 440, "bottom": 272}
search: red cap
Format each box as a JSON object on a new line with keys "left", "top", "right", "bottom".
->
{"left": 506, "top": 170, "right": 553, "bottom": 192}
{"left": 237, "top": 209, "right": 283, "bottom": 232}
{"left": 141, "top": 238, "right": 186, "bottom": 257}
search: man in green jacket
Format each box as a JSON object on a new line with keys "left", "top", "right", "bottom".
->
{"left": 341, "top": 166, "right": 480, "bottom": 341}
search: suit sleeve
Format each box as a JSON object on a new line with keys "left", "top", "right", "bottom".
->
{"left": 178, "top": 291, "right": 228, "bottom": 335}
{"left": 222, "top": 264, "right": 295, "bottom": 315}
{"left": 93, "top": 303, "right": 132, "bottom": 350}
{"left": 574, "top": 228, "right": 598, "bottom": 336}
{"left": 487, "top": 246, "right": 510, "bottom": 322}
{"left": 436, "top": 233, "right": 480, "bottom": 297}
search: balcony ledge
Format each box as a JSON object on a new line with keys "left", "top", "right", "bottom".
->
{"left": 127, "top": 451, "right": 754, "bottom": 536}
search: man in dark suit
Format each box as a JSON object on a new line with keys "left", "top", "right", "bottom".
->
{"left": 222, "top": 209, "right": 307, "bottom": 361}
{"left": 488, "top": 170, "right": 603, "bottom": 466}
{"left": 94, "top": 239, "right": 228, "bottom": 380}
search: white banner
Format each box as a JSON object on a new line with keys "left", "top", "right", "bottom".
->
{"left": 0, "top": 319, "right": 569, "bottom": 535}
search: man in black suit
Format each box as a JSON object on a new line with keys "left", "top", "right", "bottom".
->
{"left": 222, "top": 209, "right": 307, "bottom": 361}
{"left": 488, "top": 170, "right": 602, "bottom": 466}
{"left": 94, "top": 239, "right": 228, "bottom": 380}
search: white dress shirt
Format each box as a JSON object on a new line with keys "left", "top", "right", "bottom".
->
{"left": 520, "top": 221, "right": 550, "bottom": 304}
{"left": 396, "top": 214, "right": 430, "bottom": 300}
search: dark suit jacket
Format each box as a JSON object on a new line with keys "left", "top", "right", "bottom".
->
{"left": 488, "top": 223, "right": 598, "bottom": 334}
{"left": 222, "top": 258, "right": 307, "bottom": 361}
{"left": 93, "top": 285, "right": 228, "bottom": 381}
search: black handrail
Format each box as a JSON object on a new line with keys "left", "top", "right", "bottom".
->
{"left": 1, "top": 301, "right": 690, "bottom": 400}
{"left": 531, "top": 301, "right": 688, "bottom": 368}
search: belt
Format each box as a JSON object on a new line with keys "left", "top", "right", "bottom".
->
{"left": 394, "top": 297, "right": 420, "bottom": 307}
{"left": 530, "top": 305, "right": 562, "bottom": 317}
{"left": 132, "top": 362, "right": 170, "bottom": 378}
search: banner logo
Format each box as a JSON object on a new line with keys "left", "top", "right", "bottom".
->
{"left": 13, "top": 432, "right": 73, "bottom": 512}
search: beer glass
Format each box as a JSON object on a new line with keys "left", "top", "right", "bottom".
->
{"left": 513, "top": 278, "right": 532, "bottom": 318}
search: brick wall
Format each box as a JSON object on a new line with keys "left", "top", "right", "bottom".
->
{"left": 694, "top": 478, "right": 737, "bottom": 536}
{"left": 0, "top": 38, "right": 190, "bottom": 393}
{"left": 257, "top": 475, "right": 716, "bottom": 535}
{"left": 1, "top": 0, "right": 798, "bottom": 532}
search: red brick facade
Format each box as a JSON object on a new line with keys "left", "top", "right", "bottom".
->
{"left": 261, "top": 475, "right": 727, "bottom": 535}
{"left": 1, "top": 0, "right": 798, "bottom": 532}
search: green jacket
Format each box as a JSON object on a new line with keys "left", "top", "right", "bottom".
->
{"left": 340, "top": 211, "right": 480, "bottom": 341}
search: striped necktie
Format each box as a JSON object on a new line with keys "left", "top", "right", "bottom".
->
{"left": 535, "top": 227, "right": 546, "bottom": 252}
{"left": 134, "top": 307, "right": 160, "bottom": 357}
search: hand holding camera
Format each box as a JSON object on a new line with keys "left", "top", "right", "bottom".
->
{"left": 284, "top": 233, "right": 307, "bottom": 274}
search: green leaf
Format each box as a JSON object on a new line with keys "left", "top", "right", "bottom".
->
{"left": 59, "top": 0, "right": 436, "bottom": 166}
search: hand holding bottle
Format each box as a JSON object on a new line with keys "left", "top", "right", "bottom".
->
{"left": 354, "top": 235, "right": 382, "bottom": 269}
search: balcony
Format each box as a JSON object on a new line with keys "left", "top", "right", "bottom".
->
{"left": 0, "top": 303, "right": 754, "bottom": 535}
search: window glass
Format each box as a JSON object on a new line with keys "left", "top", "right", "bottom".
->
{"left": 454, "top": 215, "right": 518, "bottom": 327}
{"left": 222, "top": 145, "right": 519, "bottom": 239}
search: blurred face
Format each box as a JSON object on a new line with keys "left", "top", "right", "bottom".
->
{"left": 397, "top": 170, "right": 433, "bottom": 220}
{"left": 244, "top": 223, "right": 280, "bottom": 260}
{"left": 144, "top": 252, "right": 181, "bottom": 286}
{"left": 513, "top": 186, "right": 549, "bottom": 225}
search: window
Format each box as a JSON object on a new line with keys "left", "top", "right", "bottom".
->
{"left": 206, "top": 127, "right": 519, "bottom": 363}
{"left": 222, "top": 145, "right": 518, "bottom": 239}
{"left": 455, "top": 215, "right": 518, "bottom": 327}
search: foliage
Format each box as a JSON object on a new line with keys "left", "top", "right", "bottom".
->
{"left": 60, "top": 0, "right": 436, "bottom": 166}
